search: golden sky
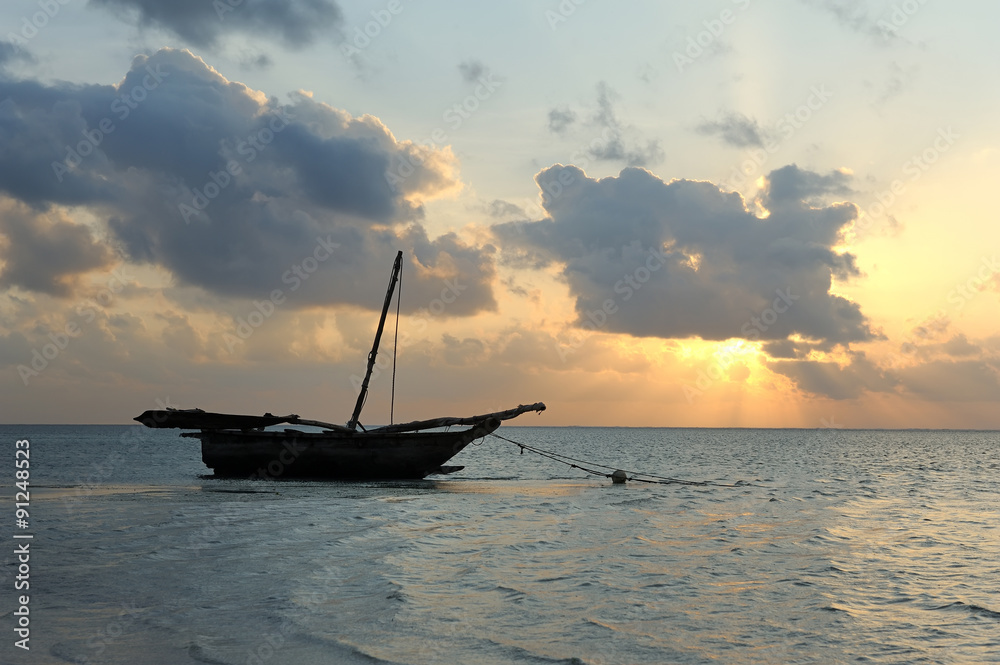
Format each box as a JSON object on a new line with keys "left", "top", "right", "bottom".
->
{"left": 1, "top": 1, "right": 998, "bottom": 427}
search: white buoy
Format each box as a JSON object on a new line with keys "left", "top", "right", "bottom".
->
{"left": 611, "top": 469, "right": 627, "bottom": 484}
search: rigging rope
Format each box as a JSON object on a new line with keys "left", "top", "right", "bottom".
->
{"left": 390, "top": 256, "right": 401, "bottom": 425}
{"left": 488, "top": 432, "right": 751, "bottom": 488}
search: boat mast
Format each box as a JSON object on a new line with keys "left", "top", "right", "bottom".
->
{"left": 347, "top": 250, "right": 403, "bottom": 431}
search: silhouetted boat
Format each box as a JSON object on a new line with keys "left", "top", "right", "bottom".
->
{"left": 134, "top": 251, "right": 545, "bottom": 479}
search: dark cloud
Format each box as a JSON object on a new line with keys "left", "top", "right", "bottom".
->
{"left": 908, "top": 311, "right": 950, "bottom": 345}
{"left": 770, "top": 329, "right": 1000, "bottom": 402}
{"left": 763, "top": 337, "right": 838, "bottom": 360}
{"left": 238, "top": 52, "right": 273, "bottom": 71}
{"left": 0, "top": 200, "right": 116, "bottom": 297}
{"left": 458, "top": 59, "right": 486, "bottom": 83}
{"left": 897, "top": 359, "right": 1000, "bottom": 402}
{"left": 0, "top": 80, "right": 119, "bottom": 206}
{"left": 0, "top": 40, "right": 35, "bottom": 69}
{"left": 0, "top": 330, "right": 32, "bottom": 367}
{"left": 941, "top": 334, "right": 979, "bottom": 358}
{"left": 547, "top": 107, "right": 576, "bottom": 134}
{"left": 588, "top": 82, "right": 663, "bottom": 167}
{"left": 696, "top": 112, "right": 765, "bottom": 148}
{"left": 867, "top": 61, "right": 917, "bottom": 107}
{"left": 761, "top": 340, "right": 801, "bottom": 359}
{"left": 89, "top": 0, "right": 343, "bottom": 49}
{"left": 485, "top": 199, "right": 525, "bottom": 218}
{"left": 769, "top": 352, "right": 897, "bottom": 400}
{"left": 760, "top": 164, "right": 853, "bottom": 211}
{"left": 0, "top": 49, "right": 496, "bottom": 313}
{"left": 587, "top": 133, "right": 664, "bottom": 167}
{"left": 493, "top": 164, "right": 877, "bottom": 346}
{"left": 800, "top": 0, "right": 895, "bottom": 41}
{"left": 548, "top": 83, "right": 662, "bottom": 167}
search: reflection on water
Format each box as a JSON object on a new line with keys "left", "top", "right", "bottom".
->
{"left": 1, "top": 426, "right": 998, "bottom": 664}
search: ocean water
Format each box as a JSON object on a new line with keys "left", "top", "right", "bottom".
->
{"left": 1, "top": 425, "right": 998, "bottom": 664}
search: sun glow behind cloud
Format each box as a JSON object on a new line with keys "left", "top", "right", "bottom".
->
{"left": 0, "top": 1, "right": 998, "bottom": 427}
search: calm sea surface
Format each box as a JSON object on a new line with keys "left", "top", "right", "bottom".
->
{"left": 1, "top": 425, "right": 998, "bottom": 664}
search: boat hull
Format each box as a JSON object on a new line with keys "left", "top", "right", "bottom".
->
{"left": 183, "top": 418, "right": 501, "bottom": 479}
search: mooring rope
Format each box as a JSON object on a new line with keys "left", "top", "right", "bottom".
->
{"left": 488, "top": 432, "right": 750, "bottom": 487}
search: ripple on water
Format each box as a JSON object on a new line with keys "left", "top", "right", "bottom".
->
{"left": 10, "top": 426, "right": 1000, "bottom": 665}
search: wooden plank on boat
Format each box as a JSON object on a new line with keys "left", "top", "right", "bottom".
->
{"left": 366, "top": 402, "right": 546, "bottom": 434}
{"left": 134, "top": 409, "right": 297, "bottom": 430}
{"left": 287, "top": 417, "right": 353, "bottom": 433}
{"left": 135, "top": 409, "right": 358, "bottom": 433}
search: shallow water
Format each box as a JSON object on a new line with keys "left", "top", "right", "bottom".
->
{"left": 2, "top": 426, "right": 998, "bottom": 664}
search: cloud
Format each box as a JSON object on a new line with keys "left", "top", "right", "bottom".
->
{"left": 0, "top": 40, "right": 35, "bottom": 69}
{"left": 895, "top": 359, "right": 1000, "bottom": 401}
{"left": 761, "top": 164, "right": 853, "bottom": 211}
{"left": 941, "top": 334, "right": 979, "bottom": 358}
{"left": 0, "top": 79, "right": 119, "bottom": 206}
{"left": 547, "top": 107, "right": 576, "bottom": 134}
{"left": 761, "top": 339, "right": 802, "bottom": 359}
{"left": 867, "top": 61, "right": 918, "bottom": 107}
{"left": 90, "top": 0, "right": 344, "bottom": 49}
{"left": 770, "top": 326, "right": 1000, "bottom": 402}
{"left": 457, "top": 59, "right": 486, "bottom": 83}
{"left": 800, "top": 0, "right": 897, "bottom": 42}
{"left": 0, "top": 330, "right": 32, "bottom": 368}
{"left": 485, "top": 199, "right": 525, "bottom": 218}
{"left": 769, "top": 352, "right": 897, "bottom": 400}
{"left": 238, "top": 52, "right": 273, "bottom": 71}
{"left": 493, "top": 163, "right": 876, "bottom": 346}
{"left": 0, "top": 199, "right": 116, "bottom": 297}
{"left": 547, "top": 83, "right": 662, "bottom": 167}
{"left": 587, "top": 82, "right": 663, "bottom": 167}
{"left": 696, "top": 112, "right": 765, "bottom": 148}
{"left": 0, "top": 48, "right": 496, "bottom": 313}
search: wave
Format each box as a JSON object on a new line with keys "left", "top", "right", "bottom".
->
{"left": 931, "top": 601, "right": 1000, "bottom": 619}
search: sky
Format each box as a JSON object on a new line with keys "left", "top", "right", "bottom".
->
{"left": 1, "top": 0, "right": 998, "bottom": 427}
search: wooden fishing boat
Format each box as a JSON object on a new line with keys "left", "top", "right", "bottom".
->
{"left": 134, "top": 251, "right": 545, "bottom": 479}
